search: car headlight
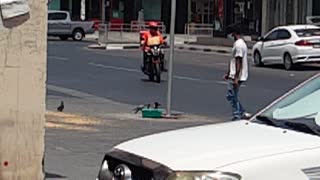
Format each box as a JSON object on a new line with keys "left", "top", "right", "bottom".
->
{"left": 167, "top": 171, "right": 241, "bottom": 180}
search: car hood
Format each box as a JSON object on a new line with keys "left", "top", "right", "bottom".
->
{"left": 115, "top": 120, "right": 320, "bottom": 170}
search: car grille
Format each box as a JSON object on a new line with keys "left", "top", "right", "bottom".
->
{"left": 107, "top": 156, "right": 154, "bottom": 180}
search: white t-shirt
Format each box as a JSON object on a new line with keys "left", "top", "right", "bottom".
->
{"left": 229, "top": 39, "right": 248, "bottom": 81}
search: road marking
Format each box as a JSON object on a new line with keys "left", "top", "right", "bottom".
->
{"left": 48, "top": 56, "right": 69, "bottom": 61}
{"left": 88, "top": 62, "right": 140, "bottom": 72}
{"left": 88, "top": 62, "right": 246, "bottom": 86}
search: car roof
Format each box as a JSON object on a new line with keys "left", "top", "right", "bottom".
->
{"left": 277, "top": 25, "right": 320, "bottom": 30}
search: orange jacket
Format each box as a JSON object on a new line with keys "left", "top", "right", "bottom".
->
{"left": 141, "top": 31, "right": 164, "bottom": 50}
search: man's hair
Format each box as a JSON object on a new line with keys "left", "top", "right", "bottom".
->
{"left": 227, "top": 26, "right": 240, "bottom": 35}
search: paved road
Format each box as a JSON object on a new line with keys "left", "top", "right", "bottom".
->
{"left": 47, "top": 40, "right": 319, "bottom": 119}
{"left": 45, "top": 40, "right": 319, "bottom": 180}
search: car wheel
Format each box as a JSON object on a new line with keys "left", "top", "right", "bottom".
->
{"left": 59, "top": 36, "right": 69, "bottom": 41}
{"left": 253, "top": 51, "right": 264, "bottom": 67}
{"left": 283, "top": 53, "right": 294, "bottom": 70}
{"left": 72, "top": 29, "right": 84, "bottom": 41}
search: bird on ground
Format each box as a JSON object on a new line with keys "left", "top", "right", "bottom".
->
{"left": 133, "top": 104, "right": 146, "bottom": 114}
{"left": 154, "top": 102, "right": 161, "bottom": 109}
{"left": 57, "top": 101, "right": 64, "bottom": 112}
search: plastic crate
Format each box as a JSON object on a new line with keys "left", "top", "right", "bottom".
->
{"left": 142, "top": 108, "right": 164, "bottom": 118}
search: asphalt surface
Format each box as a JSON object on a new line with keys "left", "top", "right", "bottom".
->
{"left": 47, "top": 40, "right": 319, "bottom": 119}
{"left": 45, "top": 40, "right": 320, "bottom": 180}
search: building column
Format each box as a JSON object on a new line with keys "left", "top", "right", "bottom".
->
{"left": 307, "top": 0, "right": 313, "bottom": 16}
{"left": 81, "top": 0, "right": 86, "bottom": 20}
{"left": 188, "top": 0, "right": 191, "bottom": 23}
{"left": 261, "top": 0, "right": 268, "bottom": 35}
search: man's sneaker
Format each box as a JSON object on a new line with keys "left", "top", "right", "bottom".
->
{"left": 242, "top": 112, "right": 253, "bottom": 119}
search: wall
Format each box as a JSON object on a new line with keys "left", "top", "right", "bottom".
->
{"left": 0, "top": 0, "right": 47, "bottom": 179}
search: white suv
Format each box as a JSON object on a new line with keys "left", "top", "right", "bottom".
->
{"left": 97, "top": 73, "right": 320, "bottom": 180}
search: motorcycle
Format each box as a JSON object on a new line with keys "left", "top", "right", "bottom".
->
{"left": 142, "top": 44, "right": 165, "bottom": 83}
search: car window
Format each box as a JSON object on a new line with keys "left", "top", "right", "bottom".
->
{"left": 264, "top": 30, "right": 278, "bottom": 41}
{"left": 277, "top": 30, "right": 291, "bottom": 40}
{"left": 295, "top": 29, "right": 320, "bottom": 37}
{"left": 254, "top": 75, "right": 320, "bottom": 136}
{"left": 48, "top": 13, "right": 67, "bottom": 20}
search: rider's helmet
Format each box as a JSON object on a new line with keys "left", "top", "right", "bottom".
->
{"left": 149, "top": 21, "right": 159, "bottom": 35}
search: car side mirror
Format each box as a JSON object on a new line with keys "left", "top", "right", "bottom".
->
{"left": 257, "top": 36, "right": 265, "bottom": 41}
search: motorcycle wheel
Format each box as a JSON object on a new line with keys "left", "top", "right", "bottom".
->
{"left": 155, "top": 63, "right": 161, "bottom": 83}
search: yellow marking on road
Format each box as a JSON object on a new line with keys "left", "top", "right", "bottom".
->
{"left": 46, "top": 111, "right": 100, "bottom": 131}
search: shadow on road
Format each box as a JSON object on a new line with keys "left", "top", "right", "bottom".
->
{"left": 45, "top": 172, "right": 66, "bottom": 178}
{"left": 261, "top": 64, "right": 320, "bottom": 71}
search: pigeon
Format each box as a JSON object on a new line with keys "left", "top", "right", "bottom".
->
{"left": 57, "top": 101, "right": 64, "bottom": 112}
{"left": 133, "top": 104, "right": 146, "bottom": 114}
{"left": 154, "top": 102, "right": 161, "bottom": 109}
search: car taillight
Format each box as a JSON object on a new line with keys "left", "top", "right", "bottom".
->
{"left": 295, "top": 40, "right": 313, "bottom": 46}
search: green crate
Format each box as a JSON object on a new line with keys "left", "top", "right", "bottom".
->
{"left": 142, "top": 108, "right": 164, "bottom": 118}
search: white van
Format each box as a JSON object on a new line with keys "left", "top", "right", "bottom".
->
{"left": 97, "top": 73, "right": 320, "bottom": 180}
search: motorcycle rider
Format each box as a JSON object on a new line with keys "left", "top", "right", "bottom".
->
{"left": 140, "top": 22, "right": 166, "bottom": 72}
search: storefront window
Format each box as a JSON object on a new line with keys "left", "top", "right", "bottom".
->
{"left": 189, "top": 0, "right": 223, "bottom": 32}
{"left": 111, "top": 0, "right": 124, "bottom": 19}
{"left": 48, "top": 0, "right": 61, "bottom": 10}
{"left": 143, "top": 0, "right": 161, "bottom": 20}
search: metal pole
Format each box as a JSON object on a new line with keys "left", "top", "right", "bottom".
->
{"left": 166, "top": 0, "right": 176, "bottom": 116}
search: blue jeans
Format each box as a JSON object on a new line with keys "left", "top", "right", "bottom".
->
{"left": 226, "top": 80, "right": 245, "bottom": 120}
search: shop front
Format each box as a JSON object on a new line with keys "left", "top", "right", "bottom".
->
{"left": 185, "top": 0, "right": 261, "bottom": 37}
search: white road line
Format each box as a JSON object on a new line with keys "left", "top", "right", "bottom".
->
{"left": 88, "top": 62, "right": 246, "bottom": 86}
{"left": 88, "top": 62, "right": 140, "bottom": 73}
{"left": 48, "top": 56, "right": 69, "bottom": 61}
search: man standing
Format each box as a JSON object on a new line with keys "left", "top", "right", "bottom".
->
{"left": 224, "top": 28, "right": 251, "bottom": 120}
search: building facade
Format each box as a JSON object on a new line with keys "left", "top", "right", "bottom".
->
{"left": 48, "top": 0, "right": 320, "bottom": 35}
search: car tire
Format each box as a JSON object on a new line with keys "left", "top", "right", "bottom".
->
{"left": 59, "top": 36, "right": 69, "bottom": 41}
{"left": 253, "top": 51, "right": 264, "bottom": 67}
{"left": 72, "top": 29, "right": 84, "bottom": 41}
{"left": 283, "top": 53, "right": 295, "bottom": 70}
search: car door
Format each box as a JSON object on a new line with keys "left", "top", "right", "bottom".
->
{"left": 274, "top": 29, "right": 292, "bottom": 60}
{"left": 261, "top": 30, "right": 279, "bottom": 61}
{"left": 48, "top": 12, "right": 71, "bottom": 35}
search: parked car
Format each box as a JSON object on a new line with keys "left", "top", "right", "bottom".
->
{"left": 47, "top": 10, "right": 95, "bottom": 41}
{"left": 252, "top": 25, "right": 320, "bottom": 70}
{"left": 96, "top": 73, "right": 320, "bottom": 180}
{"left": 306, "top": 16, "right": 320, "bottom": 26}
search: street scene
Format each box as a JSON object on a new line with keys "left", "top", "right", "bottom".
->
{"left": 1, "top": 0, "right": 320, "bottom": 180}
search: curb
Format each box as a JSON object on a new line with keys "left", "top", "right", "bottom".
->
{"left": 176, "top": 45, "right": 253, "bottom": 56}
{"left": 176, "top": 45, "right": 230, "bottom": 54}
{"left": 87, "top": 43, "right": 252, "bottom": 56}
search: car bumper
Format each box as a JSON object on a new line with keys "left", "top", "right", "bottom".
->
{"left": 292, "top": 47, "right": 320, "bottom": 63}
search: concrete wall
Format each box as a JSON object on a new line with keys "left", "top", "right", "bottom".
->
{"left": 0, "top": 0, "right": 47, "bottom": 179}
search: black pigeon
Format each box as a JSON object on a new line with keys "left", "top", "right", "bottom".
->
{"left": 154, "top": 102, "right": 161, "bottom": 109}
{"left": 57, "top": 101, "right": 64, "bottom": 112}
{"left": 133, "top": 105, "right": 145, "bottom": 114}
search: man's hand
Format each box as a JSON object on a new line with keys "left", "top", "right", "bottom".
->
{"left": 223, "top": 74, "right": 229, "bottom": 81}
{"left": 233, "top": 78, "right": 239, "bottom": 88}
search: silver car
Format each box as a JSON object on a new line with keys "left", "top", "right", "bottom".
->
{"left": 48, "top": 10, "right": 95, "bottom": 41}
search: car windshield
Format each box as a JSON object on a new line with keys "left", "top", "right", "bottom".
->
{"left": 295, "top": 28, "right": 320, "bottom": 37}
{"left": 253, "top": 74, "right": 320, "bottom": 136}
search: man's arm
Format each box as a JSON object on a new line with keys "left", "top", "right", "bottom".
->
{"left": 234, "top": 56, "right": 243, "bottom": 86}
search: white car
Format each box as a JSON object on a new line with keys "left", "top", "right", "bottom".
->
{"left": 97, "top": 73, "right": 320, "bottom": 180}
{"left": 252, "top": 25, "right": 320, "bottom": 70}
